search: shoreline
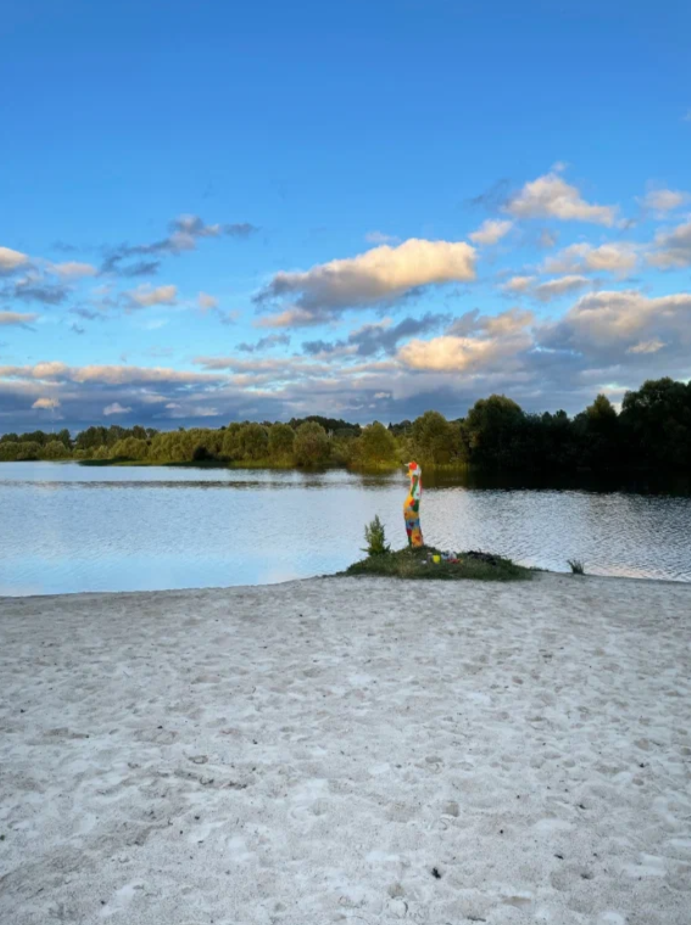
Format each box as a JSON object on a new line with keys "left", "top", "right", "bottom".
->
{"left": 1, "top": 568, "right": 690, "bottom": 603}
{"left": 2, "top": 573, "right": 690, "bottom": 924}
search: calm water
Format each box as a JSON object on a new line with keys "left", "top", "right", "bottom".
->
{"left": 0, "top": 461, "right": 690, "bottom": 596}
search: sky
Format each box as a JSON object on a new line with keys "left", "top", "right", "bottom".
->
{"left": 1, "top": 0, "right": 690, "bottom": 432}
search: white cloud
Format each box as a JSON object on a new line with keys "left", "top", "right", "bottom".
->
{"left": 365, "top": 231, "right": 400, "bottom": 245}
{"left": 198, "top": 292, "right": 219, "bottom": 311}
{"left": 542, "top": 242, "right": 639, "bottom": 275}
{"left": 255, "top": 238, "right": 477, "bottom": 324}
{"left": 0, "top": 311, "right": 38, "bottom": 326}
{"left": 539, "top": 289, "right": 691, "bottom": 352}
{"left": 501, "top": 275, "right": 536, "bottom": 294}
{"left": 640, "top": 188, "right": 689, "bottom": 214}
{"left": 506, "top": 171, "right": 618, "bottom": 226}
{"left": 49, "top": 261, "right": 98, "bottom": 279}
{"left": 32, "top": 397, "right": 61, "bottom": 409}
{"left": 447, "top": 307, "right": 535, "bottom": 338}
{"left": 469, "top": 219, "right": 513, "bottom": 246}
{"left": 534, "top": 276, "right": 590, "bottom": 302}
{"left": 127, "top": 284, "right": 178, "bottom": 308}
{"left": 0, "top": 361, "right": 227, "bottom": 387}
{"left": 627, "top": 339, "right": 666, "bottom": 354}
{"left": 648, "top": 220, "right": 691, "bottom": 269}
{"left": 398, "top": 335, "right": 502, "bottom": 372}
{"left": 103, "top": 402, "right": 132, "bottom": 416}
{"left": 0, "top": 246, "right": 30, "bottom": 274}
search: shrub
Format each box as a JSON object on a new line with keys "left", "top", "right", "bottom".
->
{"left": 567, "top": 559, "right": 585, "bottom": 575}
{"left": 362, "top": 515, "right": 390, "bottom": 556}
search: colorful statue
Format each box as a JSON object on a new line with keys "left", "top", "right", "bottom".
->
{"left": 404, "top": 461, "right": 424, "bottom": 547}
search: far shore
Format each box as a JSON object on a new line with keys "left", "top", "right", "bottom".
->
{"left": 1, "top": 573, "right": 690, "bottom": 925}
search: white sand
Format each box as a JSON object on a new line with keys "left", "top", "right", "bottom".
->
{"left": 1, "top": 573, "right": 690, "bottom": 925}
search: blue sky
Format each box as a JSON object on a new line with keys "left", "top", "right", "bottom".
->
{"left": 1, "top": 0, "right": 690, "bottom": 431}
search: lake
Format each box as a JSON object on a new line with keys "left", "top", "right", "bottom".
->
{"left": 1, "top": 461, "right": 690, "bottom": 596}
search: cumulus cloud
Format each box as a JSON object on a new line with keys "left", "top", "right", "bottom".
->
{"left": 541, "top": 242, "right": 639, "bottom": 275}
{"left": 32, "top": 397, "right": 61, "bottom": 409}
{"left": 103, "top": 402, "right": 132, "bottom": 416}
{"left": 398, "top": 334, "right": 523, "bottom": 373}
{"left": 640, "top": 187, "right": 689, "bottom": 214}
{"left": 0, "top": 246, "right": 30, "bottom": 275}
{"left": 126, "top": 284, "right": 178, "bottom": 308}
{"left": 506, "top": 172, "right": 618, "bottom": 226}
{"left": 533, "top": 275, "right": 591, "bottom": 303}
{"left": 648, "top": 220, "right": 691, "bottom": 269}
{"left": 197, "top": 292, "right": 219, "bottom": 312}
{"left": 49, "top": 261, "right": 98, "bottom": 279}
{"left": 538, "top": 289, "right": 691, "bottom": 354}
{"left": 0, "top": 311, "right": 38, "bottom": 327}
{"left": 469, "top": 219, "right": 513, "bottom": 245}
{"left": 398, "top": 308, "right": 534, "bottom": 373}
{"left": 254, "top": 238, "right": 477, "bottom": 325}
{"left": 447, "top": 308, "right": 535, "bottom": 338}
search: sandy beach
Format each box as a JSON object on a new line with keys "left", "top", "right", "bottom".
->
{"left": 1, "top": 573, "right": 690, "bottom": 925}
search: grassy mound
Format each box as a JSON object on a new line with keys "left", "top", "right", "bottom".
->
{"left": 344, "top": 545, "right": 531, "bottom": 582}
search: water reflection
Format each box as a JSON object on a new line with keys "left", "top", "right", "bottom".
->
{"left": 0, "top": 461, "right": 689, "bottom": 595}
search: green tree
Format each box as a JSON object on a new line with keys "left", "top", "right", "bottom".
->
{"left": 268, "top": 423, "right": 295, "bottom": 460}
{"left": 574, "top": 393, "right": 620, "bottom": 469}
{"left": 408, "top": 410, "right": 464, "bottom": 465}
{"left": 239, "top": 423, "right": 269, "bottom": 461}
{"left": 16, "top": 441, "right": 41, "bottom": 460}
{"left": 0, "top": 441, "right": 20, "bottom": 461}
{"left": 355, "top": 421, "right": 398, "bottom": 467}
{"left": 293, "top": 421, "right": 330, "bottom": 466}
{"left": 222, "top": 423, "right": 244, "bottom": 460}
{"left": 56, "top": 428, "right": 73, "bottom": 450}
{"left": 464, "top": 395, "right": 525, "bottom": 467}
{"left": 41, "top": 440, "right": 71, "bottom": 460}
{"left": 76, "top": 426, "right": 109, "bottom": 453}
{"left": 621, "top": 378, "right": 691, "bottom": 469}
{"left": 111, "top": 437, "right": 149, "bottom": 460}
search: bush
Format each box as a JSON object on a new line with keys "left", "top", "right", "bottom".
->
{"left": 362, "top": 515, "right": 390, "bottom": 556}
{"left": 567, "top": 559, "right": 585, "bottom": 575}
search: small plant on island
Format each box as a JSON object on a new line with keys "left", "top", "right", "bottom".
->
{"left": 362, "top": 515, "right": 390, "bottom": 556}
{"left": 346, "top": 537, "right": 530, "bottom": 582}
{"left": 567, "top": 558, "right": 585, "bottom": 575}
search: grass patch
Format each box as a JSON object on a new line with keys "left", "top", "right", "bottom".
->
{"left": 344, "top": 545, "right": 531, "bottom": 582}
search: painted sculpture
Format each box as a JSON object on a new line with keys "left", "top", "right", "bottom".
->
{"left": 404, "top": 461, "right": 424, "bottom": 547}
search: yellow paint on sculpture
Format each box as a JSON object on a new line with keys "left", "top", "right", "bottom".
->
{"left": 404, "top": 461, "right": 424, "bottom": 547}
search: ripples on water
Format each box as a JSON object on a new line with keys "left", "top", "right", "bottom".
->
{"left": 0, "top": 461, "right": 689, "bottom": 595}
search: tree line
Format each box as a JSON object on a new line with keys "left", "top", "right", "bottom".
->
{"left": 1, "top": 377, "right": 690, "bottom": 472}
